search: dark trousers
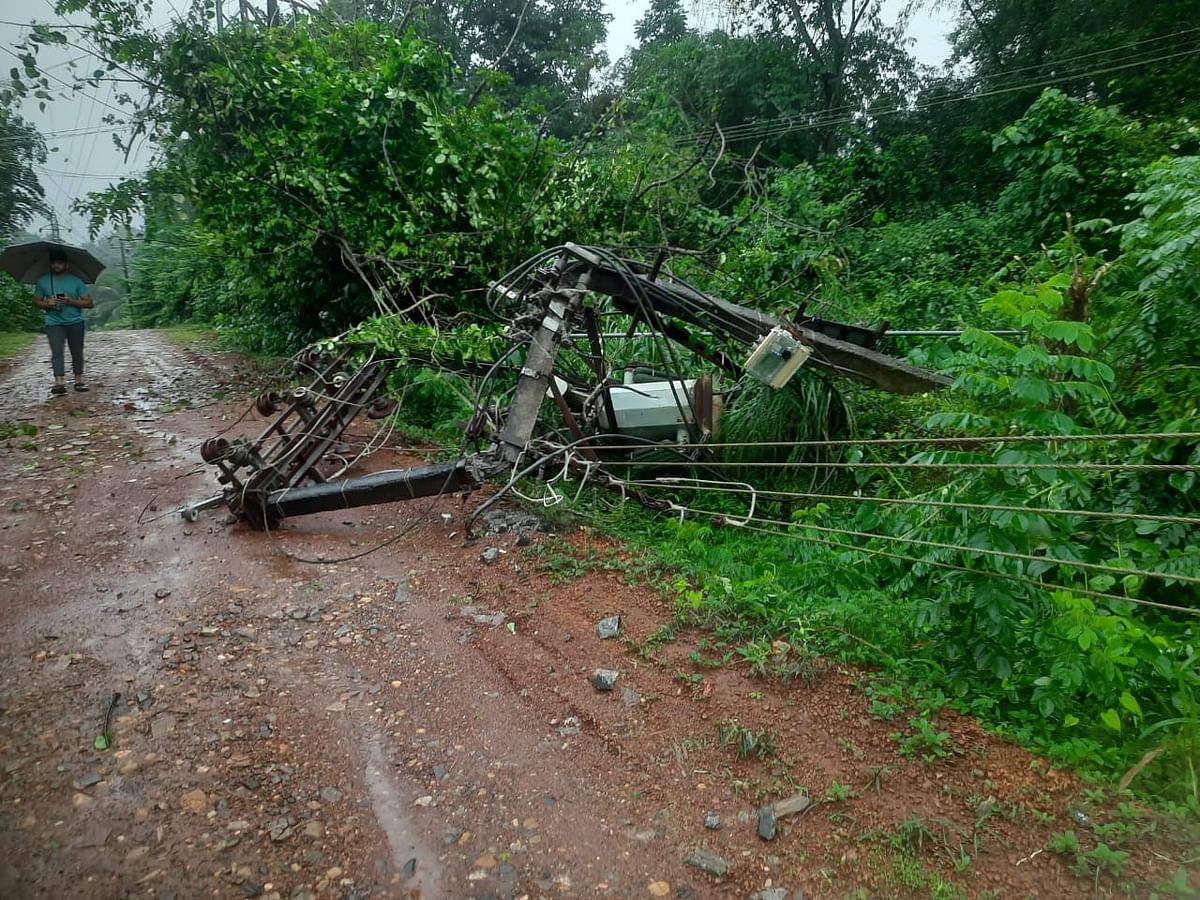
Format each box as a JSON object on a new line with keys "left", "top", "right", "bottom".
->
{"left": 46, "top": 322, "right": 85, "bottom": 378}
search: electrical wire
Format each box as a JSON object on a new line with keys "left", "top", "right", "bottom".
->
{"left": 571, "top": 432, "right": 1200, "bottom": 451}
{"left": 669, "top": 510, "right": 1200, "bottom": 617}
{"left": 469, "top": 434, "right": 1199, "bottom": 613}
{"left": 574, "top": 482, "right": 1200, "bottom": 585}
{"left": 944, "top": 26, "right": 1200, "bottom": 82}
{"left": 691, "top": 32, "right": 1200, "bottom": 143}
{"left": 703, "top": 38, "right": 1200, "bottom": 145}
{"left": 674, "top": 45, "right": 1200, "bottom": 147}
{"left": 606, "top": 458, "right": 1200, "bottom": 473}
{"left": 619, "top": 478, "right": 1200, "bottom": 528}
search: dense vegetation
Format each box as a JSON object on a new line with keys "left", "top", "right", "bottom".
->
{"left": 0, "top": 103, "right": 48, "bottom": 329}
{"left": 4, "top": 0, "right": 1199, "bottom": 826}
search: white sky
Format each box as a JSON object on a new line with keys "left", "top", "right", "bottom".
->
{"left": 2, "top": 1, "right": 956, "bottom": 242}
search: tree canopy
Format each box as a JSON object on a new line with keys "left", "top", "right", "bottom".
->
{"left": 0, "top": 103, "right": 47, "bottom": 240}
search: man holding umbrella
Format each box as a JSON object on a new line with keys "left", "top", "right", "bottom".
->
{"left": 0, "top": 240, "right": 103, "bottom": 396}
{"left": 34, "top": 248, "right": 94, "bottom": 393}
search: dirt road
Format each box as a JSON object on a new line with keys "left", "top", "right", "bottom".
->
{"left": 0, "top": 331, "right": 1193, "bottom": 900}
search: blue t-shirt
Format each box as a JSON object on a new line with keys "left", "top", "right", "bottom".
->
{"left": 35, "top": 272, "right": 89, "bottom": 326}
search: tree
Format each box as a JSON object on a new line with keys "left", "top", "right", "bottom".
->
{"left": 621, "top": 16, "right": 916, "bottom": 173}
{"left": 710, "top": 0, "right": 910, "bottom": 154}
{"left": 327, "top": 0, "right": 611, "bottom": 135}
{"left": 625, "top": 31, "right": 825, "bottom": 160}
{"left": 946, "top": 0, "right": 1200, "bottom": 121}
{"left": 635, "top": 0, "right": 690, "bottom": 47}
{"left": 0, "top": 103, "right": 47, "bottom": 240}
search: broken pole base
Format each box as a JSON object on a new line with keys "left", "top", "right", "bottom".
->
{"left": 246, "top": 460, "right": 478, "bottom": 528}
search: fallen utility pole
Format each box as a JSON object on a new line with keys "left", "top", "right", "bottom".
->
{"left": 191, "top": 244, "right": 949, "bottom": 529}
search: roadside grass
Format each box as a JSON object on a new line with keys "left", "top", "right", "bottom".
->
{"left": 158, "top": 324, "right": 220, "bottom": 347}
{"left": 0, "top": 331, "right": 36, "bottom": 360}
{"left": 514, "top": 491, "right": 1200, "bottom": 888}
{"left": 577, "top": 503, "right": 1200, "bottom": 814}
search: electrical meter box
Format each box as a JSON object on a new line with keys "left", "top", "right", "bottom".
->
{"left": 743, "top": 326, "right": 812, "bottom": 389}
{"left": 598, "top": 377, "right": 698, "bottom": 442}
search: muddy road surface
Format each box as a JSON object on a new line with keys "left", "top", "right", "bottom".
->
{"left": 0, "top": 331, "right": 1194, "bottom": 900}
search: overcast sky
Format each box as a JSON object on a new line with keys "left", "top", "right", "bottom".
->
{"left": 2, "top": 1, "right": 956, "bottom": 243}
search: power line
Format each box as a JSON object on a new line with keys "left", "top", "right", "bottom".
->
{"left": 0, "top": 124, "right": 136, "bottom": 146}
{"left": 674, "top": 44, "right": 1200, "bottom": 147}
{"left": 621, "top": 478, "right": 1200, "bottom": 528}
{"left": 35, "top": 165, "right": 133, "bottom": 180}
{"left": 686, "top": 45, "right": 1200, "bottom": 147}
{"left": 0, "top": 44, "right": 128, "bottom": 117}
{"left": 683, "top": 29, "right": 1200, "bottom": 144}
{"left": 608, "top": 458, "right": 1200, "bottom": 473}
{"left": 574, "top": 432, "right": 1200, "bottom": 451}
{"left": 949, "top": 25, "right": 1200, "bottom": 82}
{"left": 669, "top": 510, "right": 1200, "bottom": 617}
{"left": 70, "top": 78, "right": 115, "bottom": 202}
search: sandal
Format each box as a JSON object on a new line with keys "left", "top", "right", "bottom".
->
{"left": 74, "top": 382, "right": 89, "bottom": 392}
{"left": 50, "top": 384, "right": 67, "bottom": 395}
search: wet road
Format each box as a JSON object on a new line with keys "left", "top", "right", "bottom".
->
{"left": 0, "top": 329, "right": 1159, "bottom": 900}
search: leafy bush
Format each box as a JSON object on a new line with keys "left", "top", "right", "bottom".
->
{"left": 86, "top": 24, "right": 589, "bottom": 350}
{"left": 0, "top": 276, "right": 40, "bottom": 332}
{"left": 611, "top": 251, "right": 1199, "bottom": 808}
{"left": 1106, "top": 155, "right": 1200, "bottom": 391}
{"left": 992, "top": 90, "right": 1192, "bottom": 246}
{"left": 836, "top": 204, "right": 1020, "bottom": 328}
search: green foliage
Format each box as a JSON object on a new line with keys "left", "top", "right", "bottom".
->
{"left": 73, "top": 19, "right": 639, "bottom": 350}
{"left": 825, "top": 780, "right": 853, "bottom": 802}
{"left": 0, "top": 277, "right": 41, "bottom": 332}
{"left": 88, "top": 272, "right": 129, "bottom": 329}
{"left": 1049, "top": 829, "right": 1130, "bottom": 883}
{"left": 1107, "top": 154, "right": 1200, "bottom": 394}
{"left": 992, "top": 90, "right": 1186, "bottom": 244}
{"left": 719, "top": 164, "right": 850, "bottom": 307}
{"left": 892, "top": 716, "right": 953, "bottom": 762}
{"left": 820, "top": 133, "right": 942, "bottom": 215}
{"left": 622, "top": 31, "right": 830, "bottom": 162}
{"left": 719, "top": 374, "right": 851, "bottom": 492}
{"left": 0, "top": 103, "right": 47, "bottom": 238}
{"left": 73, "top": 14, "right": 731, "bottom": 350}
{"left": 0, "top": 101, "right": 49, "bottom": 331}
{"left": 621, "top": 2, "right": 921, "bottom": 162}
{"left": 949, "top": 0, "right": 1200, "bottom": 121}
{"left": 405, "top": 0, "right": 611, "bottom": 136}
{"left": 1046, "top": 829, "right": 1081, "bottom": 855}
{"left": 350, "top": 315, "right": 509, "bottom": 368}
{"left": 716, "top": 0, "right": 920, "bottom": 157}
{"left": 607, "top": 234, "right": 1200, "bottom": 808}
{"left": 125, "top": 211, "right": 227, "bottom": 330}
{"left": 835, "top": 203, "right": 1020, "bottom": 328}
{"left": 634, "top": 0, "right": 690, "bottom": 48}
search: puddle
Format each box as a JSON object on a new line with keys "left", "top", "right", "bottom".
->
{"left": 364, "top": 737, "right": 443, "bottom": 896}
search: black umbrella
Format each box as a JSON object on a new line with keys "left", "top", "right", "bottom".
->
{"left": 0, "top": 240, "right": 106, "bottom": 284}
